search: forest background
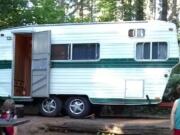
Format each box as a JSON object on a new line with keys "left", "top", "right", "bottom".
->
{"left": 0, "top": 0, "right": 180, "bottom": 31}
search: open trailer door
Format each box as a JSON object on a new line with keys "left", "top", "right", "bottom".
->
{"left": 31, "top": 31, "right": 51, "bottom": 97}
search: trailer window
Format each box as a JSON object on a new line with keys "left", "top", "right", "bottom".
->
{"left": 72, "top": 43, "right": 100, "bottom": 60}
{"left": 128, "top": 29, "right": 135, "bottom": 37}
{"left": 136, "top": 42, "right": 150, "bottom": 59}
{"left": 137, "top": 29, "right": 145, "bottom": 37}
{"left": 152, "top": 42, "right": 167, "bottom": 59}
{"left": 51, "top": 44, "right": 70, "bottom": 60}
{"left": 136, "top": 42, "right": 167, "bottom": 60}
{"left": 128, "top": 29, "right": 145, "bottom": 37}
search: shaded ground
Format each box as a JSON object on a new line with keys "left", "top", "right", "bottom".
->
{"left": 17, "top": 116, "right": 171, "bottom": 135}
{"left": 14, "top": 104, "right": 172, "bottom": 134}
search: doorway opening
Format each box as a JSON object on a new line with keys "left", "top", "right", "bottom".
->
{"left": 14, "top": 34, "right": 32, "bottom": 96}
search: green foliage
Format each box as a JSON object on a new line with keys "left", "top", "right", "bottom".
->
{"left": 0, "top": 0, "right": 26, "bottom": 28}
{"left": 0, "top": 0, "right": 178, "bottom": 28}
{"left": 119, "top": 0, "right": 145, "bottom": 21}
{"left": 166, "top": 74, "right": 180, "bottom": 90}
{"left": 97, "top": 0, "right": 117, "bottom": 22}
{"left": 23, "top": 0, "right": 65, "bottom": 24}
{"left": 163, "top": 64, "right": 180, "bottom": 101}
{"left": 171, "top": 64, "right": 180, "bottom": 75}
{"left": 66, "top": 16, "right": 92, "bottom": 23}
{"left": 89, "top": 0, "right": 145, "bottom": 21}
{"left": 134, "top": 0, "right": 145, "bottom": 20}
{"left": 0, "top": 0, "right": 65, "bottom": 29}
{"left": 63, "top": 0, "right": 96, "bottom": 23}
{"left": 121, "top": 0, "right": 134, "bottom": 21}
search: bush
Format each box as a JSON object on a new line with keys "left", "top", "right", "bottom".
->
{"left": 163, "top": 64, "right": 180, "bottom": 101}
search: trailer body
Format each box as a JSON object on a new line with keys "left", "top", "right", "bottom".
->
{"left": 0, "top": 21, "right": 178, "bottom": 117}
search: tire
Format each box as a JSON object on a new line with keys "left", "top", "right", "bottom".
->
{"left": 65, "top": 97, "right": 91, "bottom": 118}
{"left": 39, "top": 97, "right": 62, "bottom": 117}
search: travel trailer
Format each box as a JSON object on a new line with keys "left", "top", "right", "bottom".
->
{"left": 0, "top": 21, "right": 179, "bottom": 118}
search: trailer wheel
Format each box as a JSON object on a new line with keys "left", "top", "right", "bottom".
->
{"left": 65, "top": 97, "right": 91, "bottom": 118}
{"left": 39, "top": 97, "right": 62, "bottom": 117}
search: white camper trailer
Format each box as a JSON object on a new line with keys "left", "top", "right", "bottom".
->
{"left": 0, "top": 21, "right": 179, "bottom": 118}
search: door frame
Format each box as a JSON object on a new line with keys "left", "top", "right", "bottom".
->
{"left": 12, "top": 30, "right": 51, "bottom": 98}
{"left": 12, "top": 31, "right": 33, "bottom": 98}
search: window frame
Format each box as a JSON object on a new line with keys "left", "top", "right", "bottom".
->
{"left": 71, "top": 43, "right": 100, "bottom": 61}
{"left": 135, "top": 41, "right": 168, "bottom": 61}
{"left": 152, "top": 42, "right": 168, "bottom": 60}
{"left": 137, "top": 29, "right": 145, "bottom": 37}
{"left": 128, "top": 29, "right": 136, "bottom": 37}
{"left": 128, "top": 28, "right": 145, "bottom": 38}
{"left": 51, "top": 44, "right": 71, "bottom": 61}
{"left": 51, "top": 43, "right": 100, "bottom": 62}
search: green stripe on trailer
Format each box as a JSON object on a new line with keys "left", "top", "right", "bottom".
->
{"left": 0, "top": 60, "right": 12, "bottom": 69}
{"left": 89, "top": 98, "right": 160, "bottom": 105}
{"left": 51, "top": 58, "right": 179, "bottom": 68}
{"left": 0, "top": 58, "right": 178, "bottom": 69}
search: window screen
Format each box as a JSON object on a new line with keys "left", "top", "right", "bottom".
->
{"left": 72, "top": 43, "right": 100, "bottom": 60}
{"left": 51, "top": 44, "right": 70, "bottom": 60}
{"left": 136, "top": 42, "right": 167, "bottom": 60}
{"left": 152, "top": 42, "right": 167, "bottom": 59}
{"left": 136, "top": 42, "right": 150, "bottom": 59}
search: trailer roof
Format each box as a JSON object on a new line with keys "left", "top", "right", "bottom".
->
{"left": 0, "top": 20, "right": 172, "bottom": 31}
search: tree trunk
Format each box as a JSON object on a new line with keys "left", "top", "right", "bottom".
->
{"left": 135, "top": 0, "right": 144, "bottom": 20}
{"left": 161, "top": 0, "right": 168, "bottom": 21}
{"left": 168, "top": 0, "right": 177, "bottom": 21}
{"left": 90, "top": 0, "right": 94, "bottom": 22}
{"left": 123, "top": 0, "right": 133, "bottom": 21}
{"left": 79, "top": 0, "right": 84, "bottom": 21}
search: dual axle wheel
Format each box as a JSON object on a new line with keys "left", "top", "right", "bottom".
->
{"left": 39, "top": 96, "right": 91, "bottom": 118}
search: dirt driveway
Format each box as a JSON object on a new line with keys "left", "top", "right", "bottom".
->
{"left": 17, "top": 116, "right": 171, "bottom": 135}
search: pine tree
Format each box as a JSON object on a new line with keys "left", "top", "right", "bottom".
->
{"left": 134, "top": 0, "right": 145, "bottom": 20}
{"left": 97, "top": 0, "right": 117, "bottom": 22}
{"left": 121, "top": 0, "right": 134, "bottom": 21}
{"left": 161, "top": 0, "right": 168, "bottom": 21}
